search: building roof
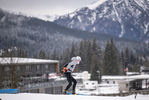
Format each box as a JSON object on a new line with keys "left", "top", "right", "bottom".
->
{"left": 0, "top": 57, "right": 59, "bottom": 65}
{"left": 102, "top": 74, "right": 149, "bottom": 80}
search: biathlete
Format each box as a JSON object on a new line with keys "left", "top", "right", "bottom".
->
{"left": 62, "top": 56, "right": 81, "bottom": 94}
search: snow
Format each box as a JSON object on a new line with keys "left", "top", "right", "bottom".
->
{"left": 69, "top": 13, "right": 76, "bottom": 18}
{"left": 144, "top": 23, "right": 149, "bottom": 35}
{"left": 112, "top": 1, "right": 125, "bottom": 38}
{"left": 0, "top": 93, "right": 149, "bottom": 100}
{"left": 99, "top": 85, "right": 119, "bottom": 94}
{"left": 1, "top": 72, "right": 149, "bottom": 99}
{"left": 87, "top": 0, "right": 108, "bottom": 10}
{"left": 35, "top": 14, "right": 59, "bottom": 22}
{"left": 91, "top": 12, "right": 96, "bottom": 24}
{"left": 77, "top": 16, "right": 82, "bottom": 22}
{"left": 0, "top": 16, "right": 6, "bottom": 22}
{"left": 134, "top": 0, "right": 148, "bottom": 11}
{"left": 0, "top": 57, "right": 59, "bottom": 65}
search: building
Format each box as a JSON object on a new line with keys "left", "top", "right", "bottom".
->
{"left": 74, "top": 71, "right": 149, "bottom": 95}
{"left": 0, "top": 57, "right": 67, "bottom": 94}
{"left": 77, "top": 81, "right": 99, "bottom": 95}
{"left": 101, "top": 74, "right": 149, "bottom": 92}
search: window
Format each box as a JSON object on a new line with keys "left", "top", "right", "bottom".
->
{"left": 49, "top": 64, "right": 56, "bottom": 72}
{"left": 126, "top": 83, "right": 128, "bottom": 87}
{"left": 16, "top": 66, "right": 20, "bottom": 73}
{"left": 16, "top": 66, "right": 20, "bottom": 70}
{"left": 90, "top": 89, "right": 94, "bottom": 91}
{"left": 26, "top": 65, "right": 31, "bottom": 72}
{"left": 107, "top": 81, "right": 109, "bottom": 84}
{"left": 5, "top": 66, "right": 10, "bottom": 72}
{"left": 45, "top": 65, "right": 49, "bottom": 70}
{"left": 113, "top": 81, "right": 115, "bottom": 84}
{"left": 36, "top": 65, "right": 40, "bottom": 72}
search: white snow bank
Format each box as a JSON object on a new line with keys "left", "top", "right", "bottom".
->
{"left": 0, "top": 93, "right": 149, "bottom": 100}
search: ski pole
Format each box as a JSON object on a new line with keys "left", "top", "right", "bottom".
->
{"left": 46, "top": 73, "right": 62, "bottom": 78}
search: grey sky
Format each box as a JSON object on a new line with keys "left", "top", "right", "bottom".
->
{"left": 0, "top": 0, "right": 97, "bottom": 15}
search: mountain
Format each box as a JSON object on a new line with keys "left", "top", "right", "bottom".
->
{"left": 54, "top": 0, "right": 149, "bottom": 43}
{"left": 0, "top": 8, "right": 81, "bottom": 56}
{"left": 32, "top": 14, "right": 59, "bottom": 22}
{"left": 0, "top": 8, "right": 149, "bottom": 56}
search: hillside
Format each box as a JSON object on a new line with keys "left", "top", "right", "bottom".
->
{"left": 0, "top": 8, "right": 149, "bottom": 56}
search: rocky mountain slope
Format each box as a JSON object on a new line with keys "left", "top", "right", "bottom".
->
{"left": 54, "top": 0, "right": 149, "bottom": 43}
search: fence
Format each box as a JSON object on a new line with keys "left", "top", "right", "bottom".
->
{"left": 19, "top": 78, "right": 82, "bottom": 92}
{"left": 99, "top": 90, "right": 149, "bottom": 96}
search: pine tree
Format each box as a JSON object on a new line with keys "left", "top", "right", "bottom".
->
{"left": 90, "top": 54, "right": 100, "bottom": 81}
{"left": 90, "top": 38, "right": 102, "bottom": 82}
{"left": 51, "top": 49, "right": 59, "bottom": 60}
{"left": 79, "top": 40, "right": 86, "bottom": 71}
{"left": 86, "top": 40, "right": 92, "bottom": 72}
{"left": 70, "top": 42, "right": 78, "bottom": 57}
{"left": 130, "top": 51, "right": 136, "bottom": 65}
{"left": 110, "top": 39, "right": 119, "bottom": 75}
{"left": 60, "top": 48, "right": 71, "bottom": 72}
{"left": 103, "top": 39, "right": 119, "bottom": 75}
{"left": 103, "top": 40, "right": 110, "bottom": 75}
{"left": 91, "top": 38, "right": 102, "bottom": 71}
{"left": 79, "top": 39, "right": 92, "bottom": 71}
{"left": 124, "top": 48, "right": 130, "bottom": 67}
{"left": 39, "top": 50, "right": 46, "bottom": 59}
{"left": 119, "top": 51, "right": 125, "bottom": 75}
{"left": 62, "top": 48, "right": 71, "bottom": 63}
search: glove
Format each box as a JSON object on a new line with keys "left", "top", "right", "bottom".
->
{"left": 64, "top": 70, "right": 67, "bottom": 74}
{"left": 61, "top": 70, "right": 63, "bottom": 73}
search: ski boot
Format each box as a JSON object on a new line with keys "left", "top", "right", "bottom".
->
{"left": 72, "top": 90, "right": 77, "bottom": 95}
{"left": 63, "top": 90, "right": 67, "bottom": 94}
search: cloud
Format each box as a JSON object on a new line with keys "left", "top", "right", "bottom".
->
{"left": 0, "top": 0, "right": 97, "bottom": 15}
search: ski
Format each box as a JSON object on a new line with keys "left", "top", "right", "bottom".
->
{"left": 66, "top": 92, "right": 86, "bottom": 96}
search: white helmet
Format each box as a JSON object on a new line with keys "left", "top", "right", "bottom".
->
{"left": 71, "top": 56, "right": 81, "bottom": 64}
{"left": 76, "top": 56, "right": 81, "bottom": 61}
{"left": 76, "top": 56, "right": 81, "bottom": 64}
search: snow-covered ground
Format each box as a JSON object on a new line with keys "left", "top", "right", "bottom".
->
{"left": 0, "top": 93, "right": 149, "bottom": 100}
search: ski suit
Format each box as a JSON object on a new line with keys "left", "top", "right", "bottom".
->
{"left": 64, "top": 56, "right": 81, "bottom": 92}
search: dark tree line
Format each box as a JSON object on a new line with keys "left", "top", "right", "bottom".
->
{"left": 1, "top": 38, "right": 149, "bottom": 83}
{"left": 58, "top": 38, "right": 149, "bottom": 81}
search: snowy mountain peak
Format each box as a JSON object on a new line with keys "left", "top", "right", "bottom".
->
{"left": 35, "top": 14, "right": 59, "bottom": 22}
{"left": 54, "top": 0, "right": 149, "bottom": 43}
{"left": 86, "top": 0, "right": 108, "bottom": 10}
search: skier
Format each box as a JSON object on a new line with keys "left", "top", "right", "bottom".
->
{"left": 62, "top": 56, "right": 81, "bottom": 94}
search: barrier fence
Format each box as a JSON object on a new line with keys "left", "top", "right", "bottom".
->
{"left": 98, "top": 90, "right": 149, "bottom": 96}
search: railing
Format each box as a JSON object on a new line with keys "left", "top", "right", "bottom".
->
{"left": 98, "top": 90, "right": 149, "bottom": 96}
{"left": 19, "top": 79, "right": 82, "bottom": 91}
{"left": 19, "top": 80, "right": 67, "bottom": 91}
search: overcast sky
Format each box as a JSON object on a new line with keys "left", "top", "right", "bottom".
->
{"left": 0, "top": 0, "right": 97, "bottom": 15}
